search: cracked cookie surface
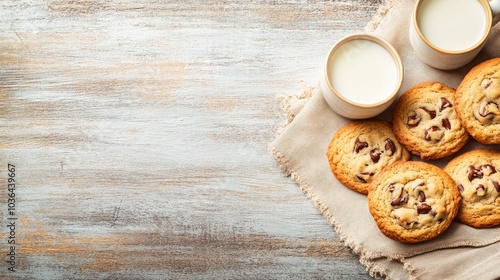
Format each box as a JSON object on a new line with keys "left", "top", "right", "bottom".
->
{"left": 368, "top": 161, "right": 461, "bottom": 243}
{"left": 393, "top": 82, "right": 469, "bottom": 160}
{"left": 455, "top": 58, "right": 500, "bottom": 144}
{"left": 327, "top": 121, "right": 410, "bottom": 195}
{"left": 444, "top": 149, "right": 500, "bottom": 228}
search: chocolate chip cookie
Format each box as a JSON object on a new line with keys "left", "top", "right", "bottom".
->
{"left": 444, "top": 149, "right": 500, "bottom": 228}
{"left": 327, "top": 121, "right": 410, "bottom": 195}
{"left": 455, "top": 58, "right": 500, "bottom": 144}
{"left": 368, "top": 161, "right": 461, "bottom": 243}
{"left": 392, "top": 82, "right": 469, "bottom": 160}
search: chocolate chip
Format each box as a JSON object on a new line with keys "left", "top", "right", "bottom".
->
{"left": 391, "top": 197, "right": 403, "bottom": 206}
{"left": 356, "top": 172, "right": 374, "bottom": 183}
{"left": 391, "top": 191, "right": 408, "bottom": 206}
{"left": 413, "top": 182, "right": 425, "bottom": 191}
{"left": 467, "top": 166, "right": 483, "bottom": 182}
{"left": 457, "top": 184, "right": 464, "bottom": 193}
{"left": 478, "top": 102, "right": 499, "bottom": 117}
{"left": 424, "top": 126, "right": 441, "bottom": 141}
{"left": 421, "top": 107, "right": 436, "bottom": 119}
{"left": 407, "top": 114, "right": 421, "bottom": 127}
{"left": 418, "top": 191, "right": 426, "bottom": 202}
{"left": 493, "top": 180, "right": 500, "bottom": 193}
{"left": 370, "top": 148, "right": 382, "bottom": 163}
{"left": 417, "top": 203, "right": 432, "bottom": 214}
{"left": 442, "top": 118, "right": 451, "bottom": 130}
{"left": 481, "top": 164, "right": 497, "bottom": 175}
{"left": 478, "top": 106, "right": 487, "bottom": 117}
{"left": 440, "top": 97, "right": 453, "bottom": 111}
{"left": 384, "top": 138, "right": 396, "bottom": 156}
{"left": 354, "top": 138, "right": 368, "bottom": 153}
{"left": 356, "top": 176, "right": 366, "bottom": 183}
{"left": 482, "top": 78, "right": 493, "bottom": 90}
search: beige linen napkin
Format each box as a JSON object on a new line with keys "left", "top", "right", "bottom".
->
{"left": 269, "top": 0, "right": 500, "bottom": 279}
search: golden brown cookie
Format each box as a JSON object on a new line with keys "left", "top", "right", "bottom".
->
{"left": 393, "top": 82, "right": 469, "bottom": 160}
{"left": 443, "top": 149, "right": 500, "bottom": 228}
{"left": 368, "top": 161, "right": 461, "bottom": 243}
{"left": 455, "top": 58, "right": 500, "bottom": 144}
{"left": 327, "top": 121, "right": 410, "bottom": 194}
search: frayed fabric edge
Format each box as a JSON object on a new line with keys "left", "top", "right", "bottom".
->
{"left": 359, "top": 257, "right": 419, "bottom": 280}
{"left": 272, "top": 83, "right": 317, "bottom": 139}
{"left": 403, "top": 261, "right": 419, "bottom": 280}
{"left": 269, "top": 2, "right": 430, "bottom": 276}
{"left": 268, "top": 81, "right": 394, "bottom": 277}
{"left": 365, "top": 0, "right": 400, "bottom": 33}
{"left": 359, "top": 257, "right": 392, "bottom": 280}
{"left": 268, "top": 146, "right": 395, "bottom": 279}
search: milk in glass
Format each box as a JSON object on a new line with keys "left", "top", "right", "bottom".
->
{"left": 328, "top": 39, "right": 399, "bottom": 105}
{"left": 418, "top": 0, "right": 487, "bottom": 51}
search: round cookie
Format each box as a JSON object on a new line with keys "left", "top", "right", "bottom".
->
{"left": 455, "top": 58, "right": 500, "bottom": 144}
{"left": 327, "top": 121, "right": 410, "bottom": 195}
{"left": 368, "top": 161, "right": 461, "bottom": 243}
{"left": 393, "top": 82, "right": 469, "bottom": 160}
{"left": 443, "top": 149, "right": 500, "bottom": 228}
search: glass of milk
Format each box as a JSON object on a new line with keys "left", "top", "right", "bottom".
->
{"left": 409, "top": 0, "right": 500, "bottom": 70}
{"left": 320, "top": 34, "right": 404, "bottom": 119}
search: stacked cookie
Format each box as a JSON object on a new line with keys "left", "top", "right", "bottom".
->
{"left": 326, "top": 58, "right": 500, "bottom": 243}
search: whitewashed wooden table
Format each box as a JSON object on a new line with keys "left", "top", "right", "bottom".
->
{"left": 1, "top": 1, "right": 383, "bottom": 278}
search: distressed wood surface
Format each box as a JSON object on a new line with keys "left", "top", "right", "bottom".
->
{"left": 0, "top": 0, "right": 383, "bottom": 279}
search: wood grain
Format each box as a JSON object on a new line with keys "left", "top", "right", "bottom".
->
{"left": 1, "top": 0, "right": 382, "bottom": 278}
